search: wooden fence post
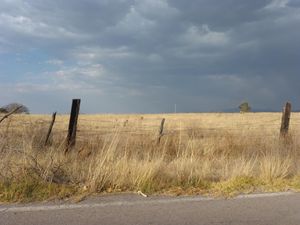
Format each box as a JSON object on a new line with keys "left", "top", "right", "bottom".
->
{"left": 280, "top": 102, "right": 291, "bottom": 137}
{"left": 0, "top": 106, "right": 23, "bottom": 124}
{"left": 45, "top": 112, "right": 57, "bottom": 146}
{"left": 158, "top": 118, "right": 165, "bottom": 144}
{"left": 65, "top": 99, "right": 81, "bottom": 153}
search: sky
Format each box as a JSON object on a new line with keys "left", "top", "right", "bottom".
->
{"left": 0, "top": 0, "right": 300, "bottom": 113}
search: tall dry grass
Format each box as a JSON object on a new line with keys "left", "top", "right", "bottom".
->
{"left": 1, "top": 113, "right": 300, "bottom": 202}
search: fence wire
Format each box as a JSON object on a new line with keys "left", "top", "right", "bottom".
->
{"left": 1, "top": 113, "right": 300, "bottom": 142}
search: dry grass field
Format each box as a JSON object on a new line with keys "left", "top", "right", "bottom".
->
{"left": 1, "top": 112, "right": 300, "bottom": 202}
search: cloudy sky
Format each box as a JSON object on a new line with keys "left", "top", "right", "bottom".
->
{"left": 0, "top": 0, "right": 300, "bottom": 113}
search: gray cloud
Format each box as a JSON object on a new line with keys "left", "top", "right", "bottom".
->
{"left": 0, "top": 0, "right": 300, "bottom": 113}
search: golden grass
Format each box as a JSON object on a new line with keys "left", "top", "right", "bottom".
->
{"left": 1, "top": 112, "right": 300, "bottom": 202}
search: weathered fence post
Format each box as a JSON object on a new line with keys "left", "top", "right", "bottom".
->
{"left": 65, "top": 99, "right": 81, "bottom": 153}
{"left": 158, "top": 118, "right": 165, "bottom": 144}
{"left": 0, "top": 106, "right": 23, "bottom": 124}
{"left": 45, "top": 112, "right": 57, "bottom": 146}
{"left": 280, "top": 102, "right": 291, "bottom": 137}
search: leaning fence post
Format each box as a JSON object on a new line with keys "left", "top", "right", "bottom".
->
{"left": 45, "top": 112, "right": 57, "bottom": 146}
{"left": 65, "top": 99, "right": 81, "bottom": 153}
{"left": 280, "top": 102, "right": 291, "bottom": 137}
{"left": 158, "top": 118, "right": 165, "bottom": 144}
{"left": 0, "top": 106, "right": 23, "bottom": 124}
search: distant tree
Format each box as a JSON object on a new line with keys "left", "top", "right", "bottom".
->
{"left": 1, "top": 103, "right": 30, "bottom": 114}
{"left": 239, "top": 102, "right": 251, "bottom": 113}
{"left": 0, "top": 108, "right": 8, "bottom": 113}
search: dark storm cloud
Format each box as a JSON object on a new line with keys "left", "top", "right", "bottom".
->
{"left": 0, "top": 0, "right": 299, "bottom": 113}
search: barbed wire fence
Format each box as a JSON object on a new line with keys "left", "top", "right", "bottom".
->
{"left": 0, "top": 100, "right": 298, "bottom": 150}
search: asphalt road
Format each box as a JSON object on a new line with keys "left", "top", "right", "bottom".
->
{"left": 1, "top": 192, "right": 300, "bottom": 225}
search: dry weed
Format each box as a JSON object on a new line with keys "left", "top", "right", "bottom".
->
{"left": 1, "top": 112, "right": 300, "bottom": 202}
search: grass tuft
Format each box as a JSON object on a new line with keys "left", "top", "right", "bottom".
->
{"left": 0, "top": 177, "right": 77, "bottom": 203}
